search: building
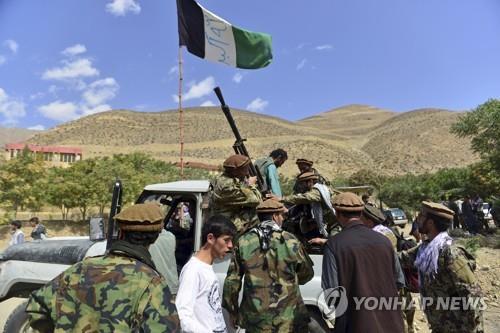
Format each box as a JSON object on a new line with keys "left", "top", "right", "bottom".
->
{"left": 5, "top": 143, "right": 83, "bottom": 167}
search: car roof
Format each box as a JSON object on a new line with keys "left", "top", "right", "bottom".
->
{"left": 143, "top": 180, "right": 211, "bottom": 193}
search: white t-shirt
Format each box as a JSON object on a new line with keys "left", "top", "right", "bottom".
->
{"left": 176, "top": 256, "right": 227, "bottom": 333}
{"left": 9, "top": 229, "right": 25, "bottom": 246}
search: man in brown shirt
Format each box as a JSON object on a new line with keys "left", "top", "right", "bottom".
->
{"left": 322, "top": 192, "right": 404, "bottom": 333}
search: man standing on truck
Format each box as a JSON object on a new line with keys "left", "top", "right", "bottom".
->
{"left": 322, "top": 192, "right": 404, "bottom": 333}
{"left": 26, "top": 203, "right": 179, "bottom": 332}
{"left": 223, "top": 199, "right": 314, "bottom": 333}
{"left": 212, "top": 154, "right": 262, "bottom": 236}
{"left": 255, "top": 148, "right": 288, "bottom": 197}
{"left": 292, "top": 158, "right": 329, "bottom": 194}
{"left": 281, "top": 171, "right": 336, "bottom": 239}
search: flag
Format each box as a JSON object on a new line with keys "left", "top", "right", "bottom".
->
{"left": 176, "top": 0, "right": 272, "bottom": 69}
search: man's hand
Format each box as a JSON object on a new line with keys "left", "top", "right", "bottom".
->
{"left": 308, "top": 237, "right": 327, "bottom": 245}
{"left": 266, "top": 193, "right": 281, "bottom": 201}
{"left": 247, "top": 176, "right": 257, "bottom": 186}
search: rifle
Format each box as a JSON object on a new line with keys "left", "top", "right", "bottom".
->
{"left": 106, "top": 179, "right": 123, "bottom": 250}
{"left": 213, "top": 86, "right": 268, "bottom": 194}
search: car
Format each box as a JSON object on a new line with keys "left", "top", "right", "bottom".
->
{"left": 480, "top": 202, "right": 492, "bottom": 221}
{"left": 384, "top": 208, "right": 408, "bottom": 227}
{"left": 0, "top": 180, "right": 332, "bottom": 333}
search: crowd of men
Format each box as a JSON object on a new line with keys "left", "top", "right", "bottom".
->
{"left": 23, "top": 150, "right": 485, "bottom": 333}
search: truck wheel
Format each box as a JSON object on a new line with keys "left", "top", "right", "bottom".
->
{"left": 3, "top": 299, "right": 33, "bottom": 333}
{"left": 307, "top": 307, "right": 331, "bottom": 333}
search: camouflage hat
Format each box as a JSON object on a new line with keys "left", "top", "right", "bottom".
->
{"left": 363, "top": 204, "right": 386, "bottom": 224}
{"left": 297, "top": 171, "right": 319, "bottom": 182}
{"left": 114, "top": 203, "right": 164, "bottom": 232}
{"left": 332, "top": 192, "right": 364, "bottom": 212}
{"left": 421, "top": 201, "right": 454, "bottom": 221}
{"left": 256, "top": 199, "right": 287, "bottom": 213}
{"left": 296, "top": 158, "right": 313, "bottom": 166}
{"left": 223, "top": 154, "right": 250, "bottom": 169}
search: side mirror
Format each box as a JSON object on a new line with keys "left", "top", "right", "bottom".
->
{"left": 89, "top": 217, "right": 106, "bottom": 241}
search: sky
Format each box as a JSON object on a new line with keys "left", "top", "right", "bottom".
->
{"left": 0, "top": 0, "right": 499, "bottom": 131}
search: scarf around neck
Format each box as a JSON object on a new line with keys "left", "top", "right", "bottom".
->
{"left": 414, "top": 231, "right": 452, "bottom": 279}
{"left": 108, "top": 240, "right": 157, "bottom": 271}
{"left": 372, "top": 224, "right": 393, "bottom": 235}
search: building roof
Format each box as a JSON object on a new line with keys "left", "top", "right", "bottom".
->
{"left": 5, "top": 143, "right": 82, "bottom": 154}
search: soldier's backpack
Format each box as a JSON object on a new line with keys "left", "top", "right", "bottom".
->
{"left": 254, "top": 157, "right": 274, "bottom": 189}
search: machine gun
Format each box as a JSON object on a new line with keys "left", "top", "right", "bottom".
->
{"left": 106, "top": 179, "right": 123, "bottom": 249}
{"left": 213, "top": 86, "right": 269, "bottom": 194}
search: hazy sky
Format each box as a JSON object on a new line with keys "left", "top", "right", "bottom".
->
{"left": 0, "top": 0, "right": 499, "bottom": 130}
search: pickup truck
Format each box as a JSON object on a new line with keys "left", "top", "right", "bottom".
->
{"left": 0, "top": 180, "right": 331, "bottom": 332}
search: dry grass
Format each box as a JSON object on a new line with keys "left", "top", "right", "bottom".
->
{"left": 26, "top": 105, "right": 478, "bottom": 178}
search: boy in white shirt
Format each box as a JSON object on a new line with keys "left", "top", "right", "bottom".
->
{"left": 176, "top": 215, "right": 236, "bottom": 333}
{"left": 9, "top": 220, "right": 25, "bottom": 246}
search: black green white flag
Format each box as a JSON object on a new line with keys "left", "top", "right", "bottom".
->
{"left": 176, "top": 0, "right": 272, "bottom": 69}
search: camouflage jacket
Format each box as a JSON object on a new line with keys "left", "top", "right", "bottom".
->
{"left": 401, "top": 243, "right": 484, "bottom": 333}
{"left": 26, "top": 242, "right": 180, "bottom": 333}
{"left": 211, "top": 174, "right": 262, "bottom": 236}
{"left": 222, "top": 220, "right": 314, "bottom": 333}
{"left": 282, "top": 187, "right": 336, "bottom": 233}
{"left": 292, "top": 168, "right": 328, "bottom": 194}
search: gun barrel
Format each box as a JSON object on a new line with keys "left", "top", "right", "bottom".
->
{"left": 106, "top": 179, "right": 122, "bottom": 249}
{"left": 213, "top": 86, "right": 268, "bottom": 193}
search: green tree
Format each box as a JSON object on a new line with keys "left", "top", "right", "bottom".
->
{"left": 0, "top": 148, "right": 45, "bottom": 217}
{"left": 451, "top": 99, "right": 500, "bottom": 172}
{"left": 45, "top": 167, "right": 77, "bottom": 220}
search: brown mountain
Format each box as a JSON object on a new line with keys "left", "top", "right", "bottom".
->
{"left": 0, "top": 127, "right": 38, "bottom": 147}
{"left": 27, "top": 105, "right": 476, "bottom": 178}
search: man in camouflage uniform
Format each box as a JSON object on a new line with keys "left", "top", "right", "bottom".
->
{"left": 292, "top": 158, "right": 328, "bottom": 194}
{"left": 223, "top": 199, "right": 314, "bottom": 333}
{"left": 401, "top": 201, "right": 484, "bottom": 333}
{"left": 212, "top": 154, "right": 262, "bottom": 237}
{"left": 281, "top": 171, "right": 337, "bottom": 240}
{"left": 25, "top": 203, "right": 179, "bottom": 333}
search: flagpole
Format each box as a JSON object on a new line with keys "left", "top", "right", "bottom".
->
{"left": 178, "top": 46, "right": 184, "bottom": 179}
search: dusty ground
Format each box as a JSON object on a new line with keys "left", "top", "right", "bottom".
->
{"left": 1, "top": 224, "right": 499, "bottom": 332}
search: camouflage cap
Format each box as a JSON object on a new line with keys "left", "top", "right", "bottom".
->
{"left": 297, "top": 171, "right": 319, "bottom": 182}
{"left": 256, "top": 199, "right": 287, "bottom": 213}
{"left": 363, "top": 204, "right": 386, "bottom": 224}
{"left": 114, "top": 203, "right": 164, "bottom": 232}
{"left": 332, "top": 192, "right": 364, "bottom": 212}
{"left": 421, "top": 201, "right": 454, "bottom": 221}
{"left": 223, "top": 154, "right": 250, "bottom": 169}
{"left": 296, "top": 158, "right": 314, "bottom": 166}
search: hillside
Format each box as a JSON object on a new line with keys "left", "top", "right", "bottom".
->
{"left": 297, "top": 104, "right": 395, "bottom": 138}
{"left": 362, "top": 109, "right": 477, "bottom": 174}
{"left": 27, "top": 105, "right": 476, "bottom": 178}
{"left": 0, "top": 127, "right": 37, "bottom": 147}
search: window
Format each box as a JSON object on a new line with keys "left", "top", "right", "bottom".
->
{"left": 43, "top": 152, "right": 53, "bottom": 161}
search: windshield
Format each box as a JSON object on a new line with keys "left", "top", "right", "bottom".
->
{"left": 390, "top": 208, "right": 406, "bottom": 218}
